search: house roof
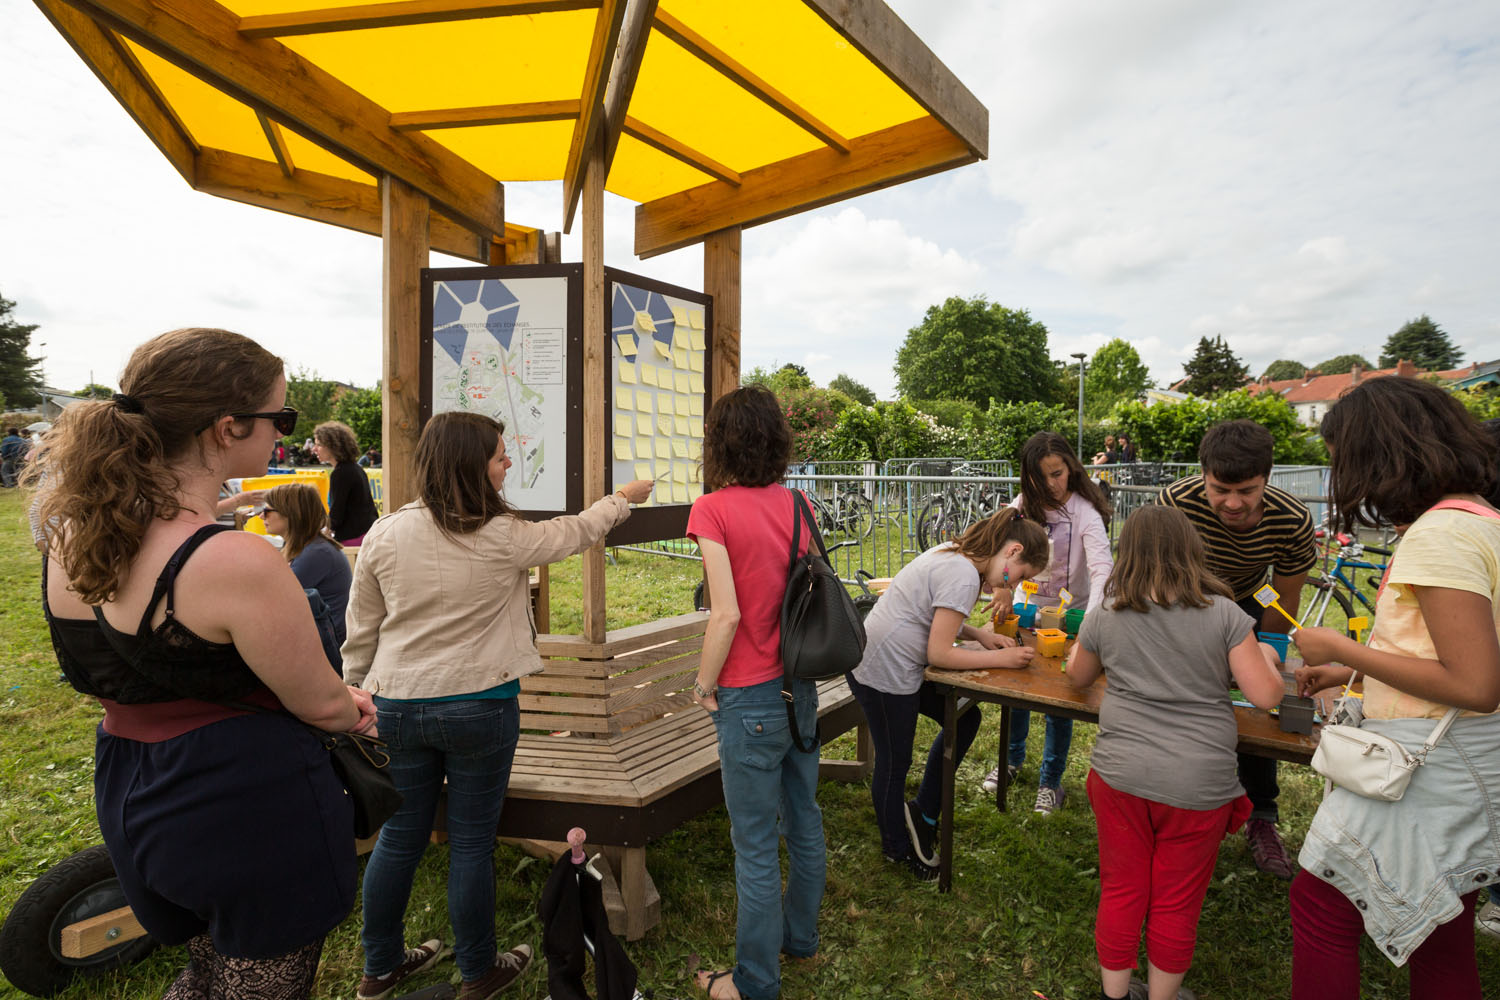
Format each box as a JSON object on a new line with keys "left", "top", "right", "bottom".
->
{"left": 1246, "top": 359, "right": 1482, "bottom": 405}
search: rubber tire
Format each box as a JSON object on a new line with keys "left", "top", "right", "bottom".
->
{"left": 916, "top": 497, "right": 945, "bottom": 550}
{"left": 0, "top": 845, "right": 157, "bottom": 997}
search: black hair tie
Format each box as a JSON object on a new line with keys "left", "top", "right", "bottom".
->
{"left": 112, "top": 393, "right": 144, "bottom": 414}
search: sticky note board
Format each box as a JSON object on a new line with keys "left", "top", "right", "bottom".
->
{"left": 690, "top": 352, "right": 703, "bottom": 373}
{"left": 636, "top": 414, "right": 652, "bottom": 435}
{"left": 616, "top": 334, "right": 636, "bottom": 356}
{"left": 641, "top": 364, "right": 658, "bottom": 386}
{"left": 614, "top": 388, "right": 632, "bottom": 409}
{"left": 613, "top": 439, "right": 631, "bottom": 460}
{"left": 634, "top": 311, "right": 655, "bottom": 334}
{"left": 673, "top": 348, "right": 688, "bottom": 369}
{"left": 614, "top": 415, "right": 633, "bottom": 437}
{"left": 654, "top": 340, "right": 671, "bottom": 360}
{"left": 689, "top": 309, "right": 704, "bottom": 329}
{"left": 618, "top": 362, "right": 636, "bottom": 384}
{"left": 674, "top": 372, "right": 691, "bottom": 393}
{"left": 690, "top": 373, "right": 704, "bottom": 393}
{"left": 691, "top": 330, "right": 705, "bottom": 351}
{"left": 672, "top": 305, "right": 689, "bottom": 327}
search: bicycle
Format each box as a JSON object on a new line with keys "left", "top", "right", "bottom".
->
{"left": 1301, "top": 528, "right": 1392, "bottom": 631}
{"left": 915, "top": 472, "right": 1008, "bottom": 550}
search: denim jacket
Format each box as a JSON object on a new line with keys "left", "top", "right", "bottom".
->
{"left": 1298, "top": 713, "right": 1500, "bottom": 966}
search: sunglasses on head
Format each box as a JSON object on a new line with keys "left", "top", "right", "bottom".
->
{"left": 229, "top": 407, "right": 299, "bottom": 436}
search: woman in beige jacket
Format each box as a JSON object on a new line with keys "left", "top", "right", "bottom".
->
{"left": 343, "top": 411, "right": 652, "bottom": 1000}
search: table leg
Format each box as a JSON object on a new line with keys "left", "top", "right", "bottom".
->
{"left": 939, "top": 686, "right": 956, "bottom": 893}
{"left": 996, "top": 705, "right": 1011, "bottom": 813}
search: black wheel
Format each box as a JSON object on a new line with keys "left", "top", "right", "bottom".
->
{"left": 916, "top": 497, "right": 945, "bottom": 550}
{"left": 841, "top": 493, "right": 875, "bottom": 539}
{"left": 0, "top": 845, "right": 157, "bottom": 997}
{"left": 1306, "top": 575, "right": 1356, "bottom": 633}
{"left": 692, "top": 580, "right": 706, "bottom": 611}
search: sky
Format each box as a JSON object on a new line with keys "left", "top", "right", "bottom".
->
{"left": 2, "top": 0, "right": 1498, "bottom": 401}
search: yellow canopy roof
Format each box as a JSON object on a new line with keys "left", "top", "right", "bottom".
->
{"left": 37, "top": 0, "right": 987, "bottom": 259}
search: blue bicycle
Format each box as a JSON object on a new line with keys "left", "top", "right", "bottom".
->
{"left": 1302, "top": 529, "right": 1393, "bottom": 632}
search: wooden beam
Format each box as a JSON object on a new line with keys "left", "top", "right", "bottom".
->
{"left": 561, "top": 0, "right": 624, "bottom": 233}
{"left": 195, "top": 147, "right": 490, "bottom": 261}
{"left": 803, "top": 0, "right": 988, "bottom": 159}
{"left": 635, "top": 116, "right": 972, "bottom": 258}
{"left": 653, "top": 9, "right": 849, "bottom": 154}
{"left": 598, "top": 0, "right": 657, "bottom": 172}
{"left": 59, "top": 905, "right": 147, "bottom": 959}
{"left": 72, "top": 0, "right": 506, "bottom": 236}
{"left": 702, "top": 228, "right": 740, "bottom": 403}
{"left": 581, "top": 133, "right": 607, "bottom": 642}
{"left": 382, "top": 175, "right": 428, "bottom": 513}
{"left": 238, "top": 0, "right": 598, "bottom": 38}
{"left": 390, "top": 99, "right": 580, "bottom": 131}
{"left": 256, "top": 111, "right": 295, "bottom": 177}
{"left": 622, "top": 116, "right": 738, "bottom": 186}
{"left": 34, "top": 0, "right": 197, "bottom": 184}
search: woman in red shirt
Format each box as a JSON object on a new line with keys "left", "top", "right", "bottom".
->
{"left": 687, "top": 387, "right": 820, "bottom": 1000}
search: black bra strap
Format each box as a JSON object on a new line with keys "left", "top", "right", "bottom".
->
{"left": 135, "top": 524, "right": 234, "bottom": 638}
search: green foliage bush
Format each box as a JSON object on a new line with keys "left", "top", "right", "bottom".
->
{"left": 333, "top": 384, "right": 383, "bottom": 452}
{"left": 1114, "top": 390, "right": 1325, "bottom": 464}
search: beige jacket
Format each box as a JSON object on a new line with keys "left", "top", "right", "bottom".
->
{"left": 341, "top": 495, "right": 630, "bottom": 698}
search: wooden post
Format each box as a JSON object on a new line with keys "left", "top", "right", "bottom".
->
{"left": 581, "top": 133, "right": 608, "bottom": 642}
{"left": 703, "top": 227, "right": 741, "bottom": 403}
{"left": 381, "top": 175, "right": 428, "bottom": 512}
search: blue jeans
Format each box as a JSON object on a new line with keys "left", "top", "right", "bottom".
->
{"left": 1007, "top": 710, "right": 1073, "bottom": 789}
{"left": 360, "top": 697, "right": 519, "bottom": 982}
{"left": 709, "top": 677, "right": 825, "bottom": 1000}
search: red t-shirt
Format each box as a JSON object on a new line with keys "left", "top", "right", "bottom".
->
{"left": 686, "top": 484, "right": 809, "bottom": 689}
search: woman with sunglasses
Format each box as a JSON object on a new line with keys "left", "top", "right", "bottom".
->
{"left": 312, "top": 419, "right": 379, "bottom": 544}
{"left": 342, "top": 411, "right": 651, "bottom": 1000}
{"left": 263, "top": 482, "right": 352, "bottom": 646}
{"left": 31, "top": 328, "right": 376, "bottom": 999}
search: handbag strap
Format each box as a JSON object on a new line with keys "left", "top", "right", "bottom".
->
{"left": 782, "top": 487, "right": 825, "bottom": 754}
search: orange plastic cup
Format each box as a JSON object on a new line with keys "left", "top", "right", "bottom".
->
{"left": 1034, "top": 628, "right": 1067, "bottom": 658}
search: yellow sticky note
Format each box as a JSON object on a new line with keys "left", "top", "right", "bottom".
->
{"left": 675, "top": 372, "right": 691, "bottom": 393}
{"left": 654, "top": 439, "right": 670, "bottom": 459}
{"left": 688, "top": 462, "right": 700, "bottom": 481}
{"left": 657, "top": 414, "right": 673, "bottom": 436}
{"left": 636, "top": 437, "right": 652, "bottom": 459}
{"left": 689, "top": 439, "right": 702, "bottom": 458}
{"left": 634, "top": 311, "right": 655, "bottom": 334}
{"left": 675, "top": 396, "right": 690, "bottom": 416}
{"left": 636, "top": 393, "right": 652, "bottom": 413}
{"left": 674, "top": 328, "right": 690, "bottom": 349}
{"left": 689, "top": 397, "right": 703, "bottom": 416}
{"left": 636, "top": 414, "right": 652, "bottom": 435}
{"left": 689, "top": 309, "right": 704, "bottom": 329}
{"left": 640, "top": 364, "right": 658, "bottom": 386}
{"left": 690, "top": 373, "right": 704, "bottom": 393}
{"left": 618, "top": 361, "right": 636, "bottom": 384}
{"left": 688, "top": 482, "right": 703, "bottom": 500}
{"left": 634, "top": 462, "right": 652, "bottom": 480}
{"left": 690, "top": 418, "right": 703, "bottom": 437}
{"left": 614, "top": 387, "right": 632, "bottom": 409}
{"left": 613, "top": 439, "right": 632, "bottom": 461}
{"left": 672, "top": 305, "right": 689, "bottom": 327}
{"left": 673, "top": 348, "right": 688, "bottom": 369}
{"left": 674, "top": 415, "right": 689, "bottom": 435}
{"left": 616, "top": 334, "right": 636, "bottom": 357}
{"left": 654, "top": 339, "right": 670, "bottom": 360}
{"left": 674, "top": 461, "right": 689, "bottom": 482}
{"left": 673, "top": 440, "right": 688, "bottom": 457}
{"left": 690, "top": 352, "right": 704, "bottom": 373}
{"left": 673, "top": 483, "right": 688, "bottom": 503}
{"left": 691, "top": 329, "right": 705, "bottom": 351}
{"left": 613, "top": 415, "right": 632, "bottom": 437}
{"left": 656, "top": 461, "right": 671, "bottom": 479}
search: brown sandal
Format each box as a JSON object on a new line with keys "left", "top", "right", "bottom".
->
{"left": 694, "top": 969, "right": 742, "bottom": 1000}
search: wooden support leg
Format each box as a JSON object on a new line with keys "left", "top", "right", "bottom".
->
{"left": 818, "top": 721, "right": 874, "bottom": 781}
{"left": 599, "top": 845, "right": 660, "bottom": 941}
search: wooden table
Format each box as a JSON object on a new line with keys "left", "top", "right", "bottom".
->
{"left": 926, "top": 632, "right": 1325, "bottom": 891}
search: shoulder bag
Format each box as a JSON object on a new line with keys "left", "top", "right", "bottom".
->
{"left": 780, "top": 488, "right": 867, "bottom": 751}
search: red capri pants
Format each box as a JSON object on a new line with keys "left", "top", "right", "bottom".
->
{"left": 1087, "top": 769, "right": 1251, "bottom": 974}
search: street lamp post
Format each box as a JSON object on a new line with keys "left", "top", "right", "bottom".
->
{"left": 1071, "top": 352, "right": 1087, "bottom": 457}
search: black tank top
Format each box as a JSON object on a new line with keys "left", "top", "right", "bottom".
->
{"left": 45, "top": 525, "right": 269, "bottom": 704}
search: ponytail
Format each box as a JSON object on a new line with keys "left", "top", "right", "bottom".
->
{"left": 951, "top": 507, "right": 1048, "bottom": 569}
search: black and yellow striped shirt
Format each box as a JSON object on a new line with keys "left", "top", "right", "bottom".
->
{"left": 1156, "top": 475, "right": 1317, "bottom": 602}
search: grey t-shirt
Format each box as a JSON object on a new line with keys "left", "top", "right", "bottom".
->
{"left": 1080, "top": 596, "right": 1255, "bottom": 809}
{"left": 851, "top": 543, "right": 980, "bottom": 696}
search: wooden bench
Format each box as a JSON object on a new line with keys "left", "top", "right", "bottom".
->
{"left": 490, "top": 611, "right": 870, "bottom": 939}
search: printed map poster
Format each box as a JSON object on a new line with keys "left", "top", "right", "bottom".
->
{"left": 603, "top": 267, "right": 712, "bottom": 545}
{"left": 420, "top": 264, "right": 583, "bottom": 518}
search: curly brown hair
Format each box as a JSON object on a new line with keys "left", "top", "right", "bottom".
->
{"left": 314, "top": 420, "right": 361, "bottom": 464}
{"left": 701, "top": 386, "right": 792, "bottom": 490}
{"left": 30, "top": 328, "right": 283, "bottom": 603}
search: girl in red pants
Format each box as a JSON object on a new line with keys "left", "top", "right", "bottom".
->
{"left": 1066, "top": 506, "right": 1285, "bottom": 1000}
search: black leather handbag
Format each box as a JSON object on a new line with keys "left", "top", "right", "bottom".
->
{"left": 307, "top": 726, "right": 404, "bottom": 839}
{"left": 780, "top": 489, "right": 867, "bottom": 751}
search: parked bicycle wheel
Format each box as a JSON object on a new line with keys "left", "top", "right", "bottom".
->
{"left": 1303, "top": 574, "right": 1357, "bottom": 634}
{"left": 840, "top": 491, "right": 875, "bottom": 539}
{"left": 916, "top": 496, "right": 946, "bottom": 550}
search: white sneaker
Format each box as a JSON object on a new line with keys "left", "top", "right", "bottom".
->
{"left": 979, "top": 764, "right": 1019, "bottom": 794}
{"left": 1034, "top": 785, "right": 1065, "bottom": 815}
{"left": 1477, "top": 900, "right": 1500, "bottom": 941}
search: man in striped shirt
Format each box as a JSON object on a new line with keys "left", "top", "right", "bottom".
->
{"left": 1157, "top": 419, "right": 1316, "bottom": 879}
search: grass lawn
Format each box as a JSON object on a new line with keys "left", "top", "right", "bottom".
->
{"left": 1, "top": 487, "right": 1494, "bottom": 999}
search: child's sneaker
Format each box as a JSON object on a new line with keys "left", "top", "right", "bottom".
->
{"left": 1033, "top": 785, "right": 1065, "bottom": 815}
{"left": 903, "top": 800, "right": 938, "bottom": 866}
{"left": 1126, "top": 979, "right": 1197, "bottom": 999}
{"left": 356, "top": 939, "right": 446, "bottom": 1000}
{"left": 1476, "top": 900, "right": 1500, "bottom": 940}
{"left": 884, "top": 852, "right": 940, "bottom": 883}
{"left": 979, "top": 764, "right": 1019, "bottom": 794}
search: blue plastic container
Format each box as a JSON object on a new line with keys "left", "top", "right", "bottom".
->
{"left": 1258, "top": 631, "right": 1291, "bottom": 662}
{"left": 1014, "top": 603, "right": 1038, "bottom": 629}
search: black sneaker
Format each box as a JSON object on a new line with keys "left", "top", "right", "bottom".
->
{"left": 885, "top": 852, "right": 940, "bottom": 882}
{"left": 903, "top": 800, "right": 939, "bottom": 867}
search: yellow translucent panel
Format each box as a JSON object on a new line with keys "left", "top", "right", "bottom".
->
{"left": 277, "top": 12, "right": 596, "bottom": 112}
{"left": 124, "top": 41, "right": 267, "bottom": 157}
{"left": 605, "top": 132, "right": 712, "bottom": 203}
{"left": 278, "top": 130, "right": 373, "bottom": 183}
{"left": 424, "top": 120, "right": 575, "bottom": 181}
{"left": 628, "top": 29, "right": 821, "bottom": 173}
{"left": 660, "top": 0, "right": 926, "bottom": 140}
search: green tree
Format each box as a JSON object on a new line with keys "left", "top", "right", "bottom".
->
{"left": 743, "top": 362, "right": 813, "bottom": 395}
{"left": 909, "top": 398, "right": 981, "bottom": 429}
{"left": 1114, "top": 390, "right": 1324, "bottom": 464}
{"left": 958, "top": 399, "right": 1074, "bottom": 462}
{"left": 0, "top": 294, "right": 44, "bottom": 408}
{"left": 1453, "top": 387, "right": 1500, "bottom": 423}
{"left": 75, "top": 383, "right": 114, "bottom": 400}
{"left": 1262, "top": 359, "right": 1306, "bottom": 381}
{"left": 333, "top": 384, "right": 383, "bottom": 452}
{"left": 828, "top": 373, "right": 876, "bottom": 406}
{"left": 893, "top": 296, "right": 1058, "bottom": 406}
{"left": 1379, "top": 315, "right": 1463, "bottom": 371}
{"left": 1085, "top": 339, "right": 1154, "bottom": 417}
{"left": 1178, "top": 336, "right": 1249, "bottom": 397}
{"left": 284, "top": 368, "right": 337, "bottom": 443}
{"left": 1311, "top": 353, "right": 1372, "bottom": 375}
